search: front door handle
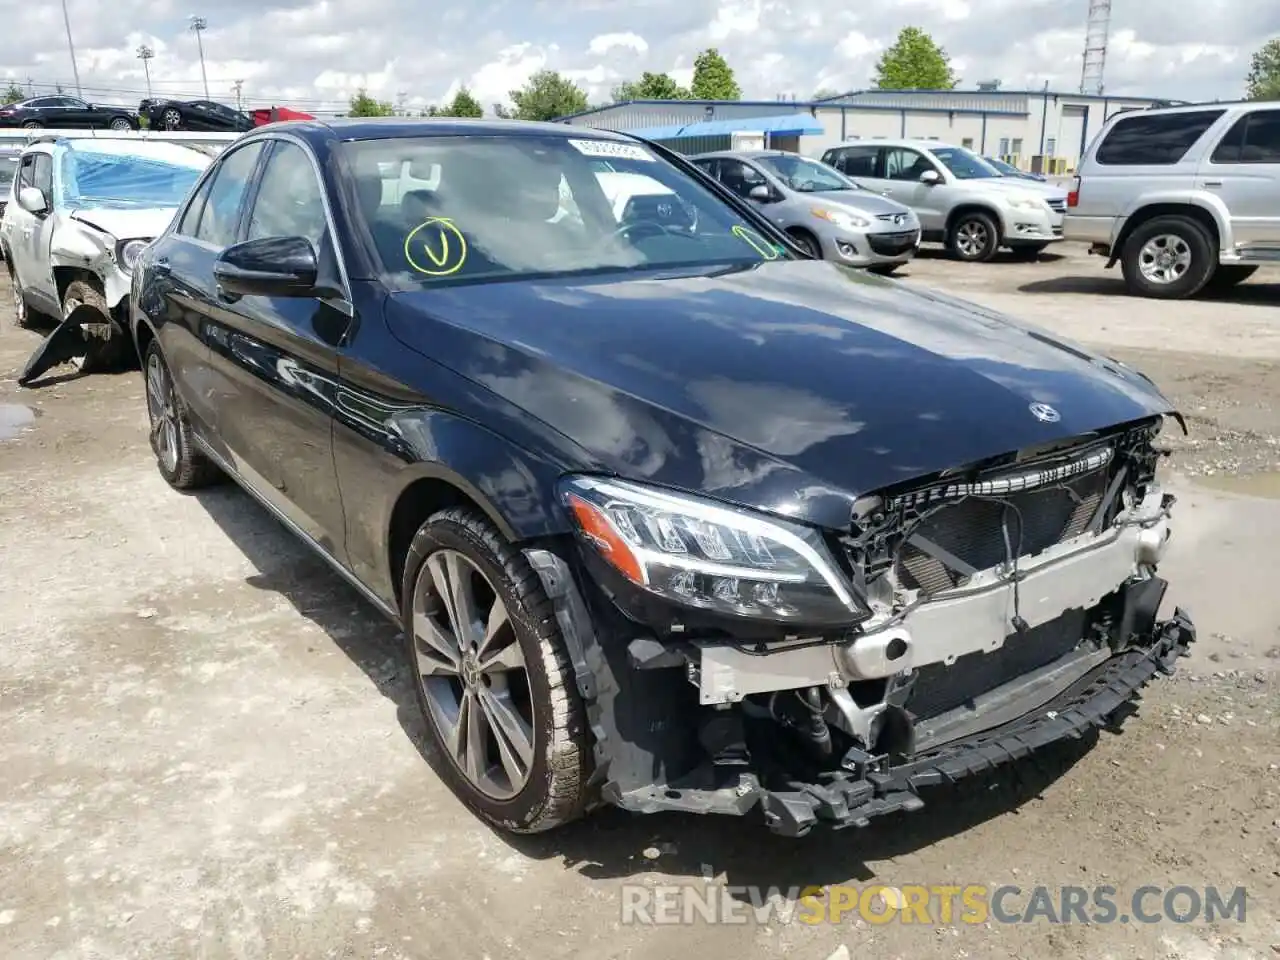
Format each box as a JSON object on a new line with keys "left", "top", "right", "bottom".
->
{"left": 1203, "top": 180, "right": 1222, "bottom": 187}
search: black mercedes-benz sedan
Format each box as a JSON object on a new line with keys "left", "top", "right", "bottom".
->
{"left": 129, "top": 117, "right": 1195, "bottom": 837}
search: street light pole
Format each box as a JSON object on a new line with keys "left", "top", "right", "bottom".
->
{"left": 60, "top": 0, "right": 83, "bottom": 97}
{"left": 137, "top": 45, "right": 155, "bottom": 100}
{"left": 189, "top": 16, "right": 209, "bottom": 99}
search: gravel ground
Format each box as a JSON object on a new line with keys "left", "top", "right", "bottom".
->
{"left": 1, "top": 243, "right": 1278, "bottom": 960}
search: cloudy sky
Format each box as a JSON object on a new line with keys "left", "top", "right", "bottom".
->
{"left": 1, "top": 0, "right": 1274, "bottom": 115}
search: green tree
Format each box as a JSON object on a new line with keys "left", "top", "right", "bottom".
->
{"left": 348, "top": 88, "right": 395, "bottom": 117}
{"left": 1245, "top": 37, "right": 1280, "bottom": 100}
{"left": 872, "top": 27, "right": 957, "bottom": 90}
{"left": 2, "top": 82, "right": 25, "bottom": 104}
{"left": 509, "top": 70, "right": 588, "bottom": 121}
{"left": 690, "top": 48, "right": 741, "bottom": 100}
{"left": 612, "top": 71, "right": 690, "bottom": 102}
{"left": 425, "top": 86, "right": 484, "bottom": 117}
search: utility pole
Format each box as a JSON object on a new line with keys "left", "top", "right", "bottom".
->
{"left": 137, "top": 45, "right": 155, "bottom": 99}
{"left": 232, "top": 79, "right": 243, "bottom": 111}
{"left": 60, "top": 0, "right": 83, "bottom": 97}
{"left": 189, "top": 15, "right": 210, "bottom": 99}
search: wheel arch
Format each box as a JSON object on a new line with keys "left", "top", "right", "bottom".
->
{"left": 945, "top": 203, "right": 1003, "bottom": 240}
{"left": 1108, "top": 202, "right": 1221, "bottom": 268}
{"left": 783, "top": 225, "right": 821, "bottom": 255}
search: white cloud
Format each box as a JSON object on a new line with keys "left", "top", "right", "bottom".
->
{"left": 0, "top": 0, "right": 1270, "bottom": 116}
{"left": 587, "top": 32, "right": 648, "bottom": 56}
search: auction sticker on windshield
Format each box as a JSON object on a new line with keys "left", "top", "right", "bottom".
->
{"left": 568, "top": 139, "right": 655, "bottom": 162}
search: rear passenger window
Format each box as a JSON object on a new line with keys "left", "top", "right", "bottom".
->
{"left": 1211, "top": 110, "right": 1280, "bottom": 164}
{"left": 1094, "top": 110, "right": 1225, "bottom": 165}
{"left": 831, "top": 148, "right": 877, "bottom": 177}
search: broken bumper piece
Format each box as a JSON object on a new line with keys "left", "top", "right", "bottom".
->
{"left": 616, "top": 608, "right": 1196, "bottom": 838}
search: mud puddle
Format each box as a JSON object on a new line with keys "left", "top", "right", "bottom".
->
{"left": 0, "top": 403, "right": 36, "bottom": 441}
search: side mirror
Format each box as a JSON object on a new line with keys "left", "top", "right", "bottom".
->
{"left": 17, "top": 186, "right": 47, "bottom": 214}
{"left": 213, "top": 235, "right": 318, "bottom": 298}
{"left": 748, "top": 184, "right": 774, "bottom": 202}
{"left": 919, "top": 169, "right": 942, "bottom": 185}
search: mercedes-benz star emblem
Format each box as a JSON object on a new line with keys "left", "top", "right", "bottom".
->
{"left": 1029, "top": 402, "right": 1060, "bottom": 423}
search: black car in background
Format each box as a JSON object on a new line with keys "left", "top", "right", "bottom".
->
{"left": 128, "top": 118, "right": 1194, "bottom": 839}
{"left": 139, "top": 98, "right": 253, "bottom": 132}
{"left": 0, "top": 96, "right": 138, "bottom": 130}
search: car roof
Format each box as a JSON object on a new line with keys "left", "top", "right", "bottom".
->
{"left": 245, "top": 117, "right": 645, "bottom": 145}
{"left": 828, "top": 138, "right": 961, "bottom": 151}
{"left": 688, "top": 149, "right": 798, "bottom": 161}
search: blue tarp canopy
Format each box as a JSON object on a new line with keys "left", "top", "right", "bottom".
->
{"left": 622, "top": 111, "right": 823, "bottom": 141}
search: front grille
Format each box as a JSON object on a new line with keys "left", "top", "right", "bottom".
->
{"left": 895, "top": 463, "right": 1108, "bottom": 595}
{"left": 869, "top": 230, "right": 919, "bottom": 255}
{"left": 907, "top": 609, "right": 1088, "bottom": 720}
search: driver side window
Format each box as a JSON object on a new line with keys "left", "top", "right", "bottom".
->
{"left": 884, "top": 148, "right": 932, "bottom": 181}
{"left": 717, "top": 160, "right": 768, "bottom": 199}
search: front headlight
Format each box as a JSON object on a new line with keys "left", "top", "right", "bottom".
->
{"left": 1007, "top": 197, "right": 1047, "bottom": 212}
{"left": 811, "top": 207, "right": 871, "bottom": 230}
{"left": 562, "top": 476, "right": 869, "bottom": 626}
{"left": 116, "top": 238, "right": 150, "bottom": 272}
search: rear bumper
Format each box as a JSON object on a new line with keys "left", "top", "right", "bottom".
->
{"left": 756, "top": 607, "right": 1194, "bottom": 836}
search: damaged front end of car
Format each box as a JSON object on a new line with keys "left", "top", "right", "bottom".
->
{"left": 524, "top": 414, "right": 1195, "bottom": 836}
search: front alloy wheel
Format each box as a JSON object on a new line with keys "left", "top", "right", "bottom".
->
{"left": 8, "top": 261, "right": 30, "bottom": 327}
{"left": 141, "top": 340, "right": 222, "bottom": 489}
{"left": 402, "top": 508, "right": 591, "bottom": 832}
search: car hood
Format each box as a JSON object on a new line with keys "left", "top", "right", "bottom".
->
{"left": 68, "top": 205, "right": 177, "bottom": 241}
{"left": 805, "top": 190, "right": 912, "bottom": 218}
{"left": 384, "top": 260, "right": 1176, "bottom": 529}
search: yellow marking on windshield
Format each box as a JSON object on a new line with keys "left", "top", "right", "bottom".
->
{"left": 732, "top": 225, "right": 781, "bottom": 261}
{"left": 404, "top": 218, "right": 468, "bottom": 276}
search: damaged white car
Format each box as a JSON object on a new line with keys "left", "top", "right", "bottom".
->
{"left": 2, "top": 136, "right": 209, "bottom": 374}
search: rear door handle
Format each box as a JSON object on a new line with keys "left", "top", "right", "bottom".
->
{"left": 1203, "top": 180, "right": 1222, "bottom": 187}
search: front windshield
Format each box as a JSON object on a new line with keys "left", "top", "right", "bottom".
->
{"left": 341, "top": 135, "right": 793, "bottom": 287}
{"left": 58, "top": 144, "right": 208, "bottom": 206}
{"left": 752, "top": 154, "right": 858, "bottom": 193}
{"left": 985, "top": 157, "right": 1018, "bottom": 175}
{"left": 930, "top": 147, "right": 1002, "bottom": 180}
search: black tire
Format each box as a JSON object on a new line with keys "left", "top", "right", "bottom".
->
{"left": 1202, "top": 264, "right": 1257, "bottom": 292}
{"left": 947, "top": 211, "right": 1000, "bottom": 262}
{"left": 1119, "top": 215, "right": 1216, "bottom": 300}
{"left": 8, "top": 258, "right": 33, "bottom": 328}
{"left": 787, "top": 230, "right": 822, "bottom": 258}
{"left": 400, "top": 508, "right": 592, "bottom": 833}
{"left": 62, "top": 281, "right": 129, "bottom": 374}
{"left": 20, "top": 120, "right": 42, "bottom": 130}
{"left": 142, "top": 339, "right": 222, "bottom": 490}
{"left": 1009, "top": 242, "right": 1050, "bottom": 261}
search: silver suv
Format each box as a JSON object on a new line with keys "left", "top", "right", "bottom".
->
{"left": 1064, "top": 101, "right": 1280, "bottom": 299}
{"left": 821, "top": 139, "right": 1065, "bottom": 262}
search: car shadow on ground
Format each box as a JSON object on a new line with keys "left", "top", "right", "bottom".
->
{"left": 192, "top": 481, "right": 1106, "bottom": 894}
{"left": 911, "top": 246, "right": 1068, "bottom": 265}
{"left": 1017, "top": 274, "right": 1280, "bottom": 304}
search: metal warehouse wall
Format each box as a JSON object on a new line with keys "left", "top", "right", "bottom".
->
{"left": 564, "top": 101, "right": 813, "bottom": 132}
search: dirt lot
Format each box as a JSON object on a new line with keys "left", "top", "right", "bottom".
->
{"left": 2, "top": 244, "right": 1278, "bottom": 960}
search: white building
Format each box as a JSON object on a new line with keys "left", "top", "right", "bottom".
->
{"left": 558, "top": 88, "right": 1178, "bottom": 173}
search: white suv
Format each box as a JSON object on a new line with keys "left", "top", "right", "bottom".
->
{"left": 821, "top": 139, "right": 1065, "bottom": 262}
{"left": 1064, "top": 101, "right": 1280, "bottom": 299}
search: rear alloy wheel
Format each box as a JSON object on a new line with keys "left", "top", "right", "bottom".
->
{"left": 143, "top": 340, "right": 222, "bottom": 489}
{"left": 20, "top": 120, "right": 42, "bottom": 130}
{"left": 109, "top": 117, "right": 133, "bottom": 131}
{"left": 402, "top": 508, "right": 591, "bottom": 833}
{"left": 162, "top": 109, "right": 182, "bottom": 130}
{"left": 61, "top": 281, "right": 128, "bottom": 374}
{"left": 947, "top": 211, "right": 1000, "bottom": 262}
{"left": 1120, "top": 216, "right": 1215, "bottom": 299}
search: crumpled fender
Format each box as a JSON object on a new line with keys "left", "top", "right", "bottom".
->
{"left": 51, "top": 219, "right": 130, "bottom": 310}
{"left": 17, "top": 303, "right": 98, "bottom": 387}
